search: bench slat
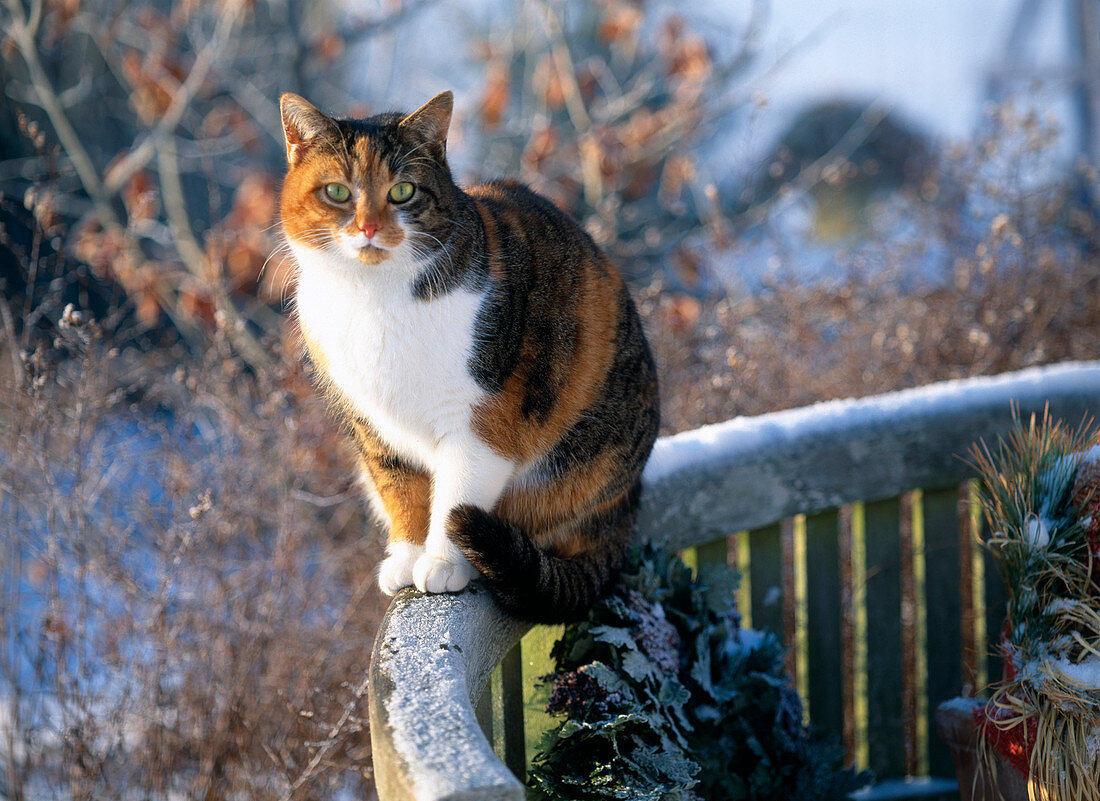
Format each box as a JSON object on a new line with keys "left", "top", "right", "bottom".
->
{"left": 865, "top": 497, "right": 906, "bottom": 778}
{"left": 807, "top": 509, "right": 844, "bottom": 737}
{"left": 922, "top": 485, "right": 965, "bottom": 777}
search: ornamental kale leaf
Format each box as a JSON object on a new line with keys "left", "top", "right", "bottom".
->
{"left": 527, "top": 545, "right": 870, "bottom": 801}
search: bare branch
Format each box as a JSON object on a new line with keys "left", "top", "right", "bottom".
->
{"left": 157, "top": 138, "right": 278, "bottom": 369}
{"left": 334, "top": 0, "right": 437, "bottom": 45}
{"left": 104, "top": 0, "right": 247, "bottom": 195}
{"left": 535, "top": 0, "right": 606, "bottom": 204}
{"left": 722, "top": 0, "right": 769, "bottom": 80}
{"left": 0, "top": 288, "right": 24, "bottom": 389}
{"left": 535, "top": 0, "right": 592, "bottom": 133}
{"left": 277, "top": 671, "right": 370, "bottom": 801}
{"left": 155, "top": 137, "right": 208, "bottom": 281}
{"left": 25, "top": 0, "right": 43, "bottom": 41}
{"left": 4, "top": 0, "right": 118, "bottom": 226}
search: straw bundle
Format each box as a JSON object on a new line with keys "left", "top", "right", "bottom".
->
{"left": 970, "top": 410, "right": 1100, "bottom": 801}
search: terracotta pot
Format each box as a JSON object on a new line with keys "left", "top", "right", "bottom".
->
{"left": 935, "top": 698, "right": 1030, "bottom": 801}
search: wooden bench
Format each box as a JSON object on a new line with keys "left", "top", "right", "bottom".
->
{"left": 367, "top": 361, "right": 1100, "bottom": 801}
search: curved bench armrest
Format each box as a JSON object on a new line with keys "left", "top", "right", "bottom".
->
{"left": 369, "top": 583, "right": 533, "bottom": 800}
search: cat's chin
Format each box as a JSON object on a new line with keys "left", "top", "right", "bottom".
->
{"left": 355, "top": 245, "right": 392, "bottom": 266}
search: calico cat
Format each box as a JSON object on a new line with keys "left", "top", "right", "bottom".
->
{"left": 279, "top": 90, "right": 659, "bottom": 623}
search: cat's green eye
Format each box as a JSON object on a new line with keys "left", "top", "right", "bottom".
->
{"left": 324, "top": 183, "right": 351, "bottom": 203}
{"left": 388, "top": 182, "right": 415, "bottom": 204}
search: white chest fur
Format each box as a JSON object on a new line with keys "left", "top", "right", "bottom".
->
{"left": 292, "top": 243, "right": 487, "bottom": 471}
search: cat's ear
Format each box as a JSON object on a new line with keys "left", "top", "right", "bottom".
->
{"left": 280, "top": 93, "right": 336, "bottom": 166}
{"left": 399, "top": 91, "right": 453, "bottom": 152}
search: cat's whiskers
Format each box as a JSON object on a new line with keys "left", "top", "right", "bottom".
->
{"left": 279, "top": 261, "right": 300, "bottom": 308}
{"left": 395, "top": 157, "right": 436, "bottom": 173}
{"left": 394, "top": 139, "right": 436, "bottom": 174}
{"left": 257, "top": 246, "right": 299, "bottom": 310}
{"left": 404, "top": 239, "right": 448, "bottom": 298}
{"left": 262, "top": 228, "right": 336, "bottom": 287}
{"left": 410, "top": 230, "right": 459, "bottom": 294}
{"left": 260, "top": 215, "right": 301, "bottom": 234}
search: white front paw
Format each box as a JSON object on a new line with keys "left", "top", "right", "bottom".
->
{"left": 412, "top": 551, "right": 478, "bottom": 594}
{"left": 378, "top": 542, "right": 424, "bottom": 595}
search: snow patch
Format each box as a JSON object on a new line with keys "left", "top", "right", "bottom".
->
{"left": 644, "top": 361, "right": 1100, "bottom": 485}
{"left": 1025, "top": 514, "right": 1051, "bottom": 548}
{"left": 1046, "top": 656, "right": 1100, "bottom": 690}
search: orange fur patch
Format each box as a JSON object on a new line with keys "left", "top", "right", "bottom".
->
{"left": 350, "top": 420, "right": 431, "bottom": 545}
{"left": 495, "top": 451, "right": 621, "bottom": 556}
{"left": 471, "top": 255, "right": 620, "bottom": 464}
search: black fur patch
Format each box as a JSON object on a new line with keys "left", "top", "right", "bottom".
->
{"left": 447, "top": 496, "right": 637, "bottom": 624}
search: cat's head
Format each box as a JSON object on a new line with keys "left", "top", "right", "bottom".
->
{"left": 279, "top": 91, "right": 456, "bottom": 268}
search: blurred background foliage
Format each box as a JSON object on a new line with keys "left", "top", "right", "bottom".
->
{"left": 1, "top": 0, "right": 1099, "bottom": 798}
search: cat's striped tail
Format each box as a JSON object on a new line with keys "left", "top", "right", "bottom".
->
{"left": 446, "top": 496, "right": 636, "bottom": 623}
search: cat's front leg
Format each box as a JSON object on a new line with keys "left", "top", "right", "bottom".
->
{"left": 414, "top": 438, "right": 514, "bottom": 594}
{"left": 352, "top": 423, "right": 432, "bottom": 596}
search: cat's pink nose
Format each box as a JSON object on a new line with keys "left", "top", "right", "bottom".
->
{"left": 360, "top": 220, "right": 380, "bottom": 239}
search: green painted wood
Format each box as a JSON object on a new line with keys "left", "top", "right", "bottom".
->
{"left": 476, "top": 674, "right": 494, "bottom": 744}
{"left": 475, "top": 677, "right": 492, "bottom": 743}
{"left": 964, "top": 481, "right": 1006, "bottom": 692}
{"left": 958, "top": 481, "right": 980, "bottom": 695}
{"left": 500, "top": 643, "right": 526, "bottom": 782}
{"left": 747, "top": 523, "right": 784, "bottom": 637}
{"left": 920, "top": 485, "right": 965, "bottom": 778}
{"left": 521, "top": 624, "right": 564, "bottom": 767}
{"left": 695, "top": 536, "right": 729, "bottom": 570}
{"left": 680, "top": 545, "right": 700, "bottom": 575}
{"left": 983, "top": 537, "right": 1007, "bottom": 690}
{"left": 805, "top": 509, "right": 844, "bottom": 740}
{"left": 863, "top": 497, "right": 906, "bottom": 779}
{"left": 490, "top": 662, "right": 505, "bottom": 760}
{"left": 733, "top": 531, "right": 753, "bottom": 629}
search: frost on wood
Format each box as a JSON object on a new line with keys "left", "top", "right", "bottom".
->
{"left": 368, "top": 584, "right": 531, "bottom": 801}
{"left": 639, "top": 361, "right": 1100, "bottom": 551}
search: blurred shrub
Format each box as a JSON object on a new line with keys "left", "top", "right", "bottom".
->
{"left": 0, "top": 296, "right": 388, "bottom": 800}
{"left": 465, "top": 0, "right": 768, "bottom": 280}
{"left": 0, "top": 0, "right": 427, "bottom": 363}
{"left": 645, "top": 100, "right": 1100, "bottom": 433}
